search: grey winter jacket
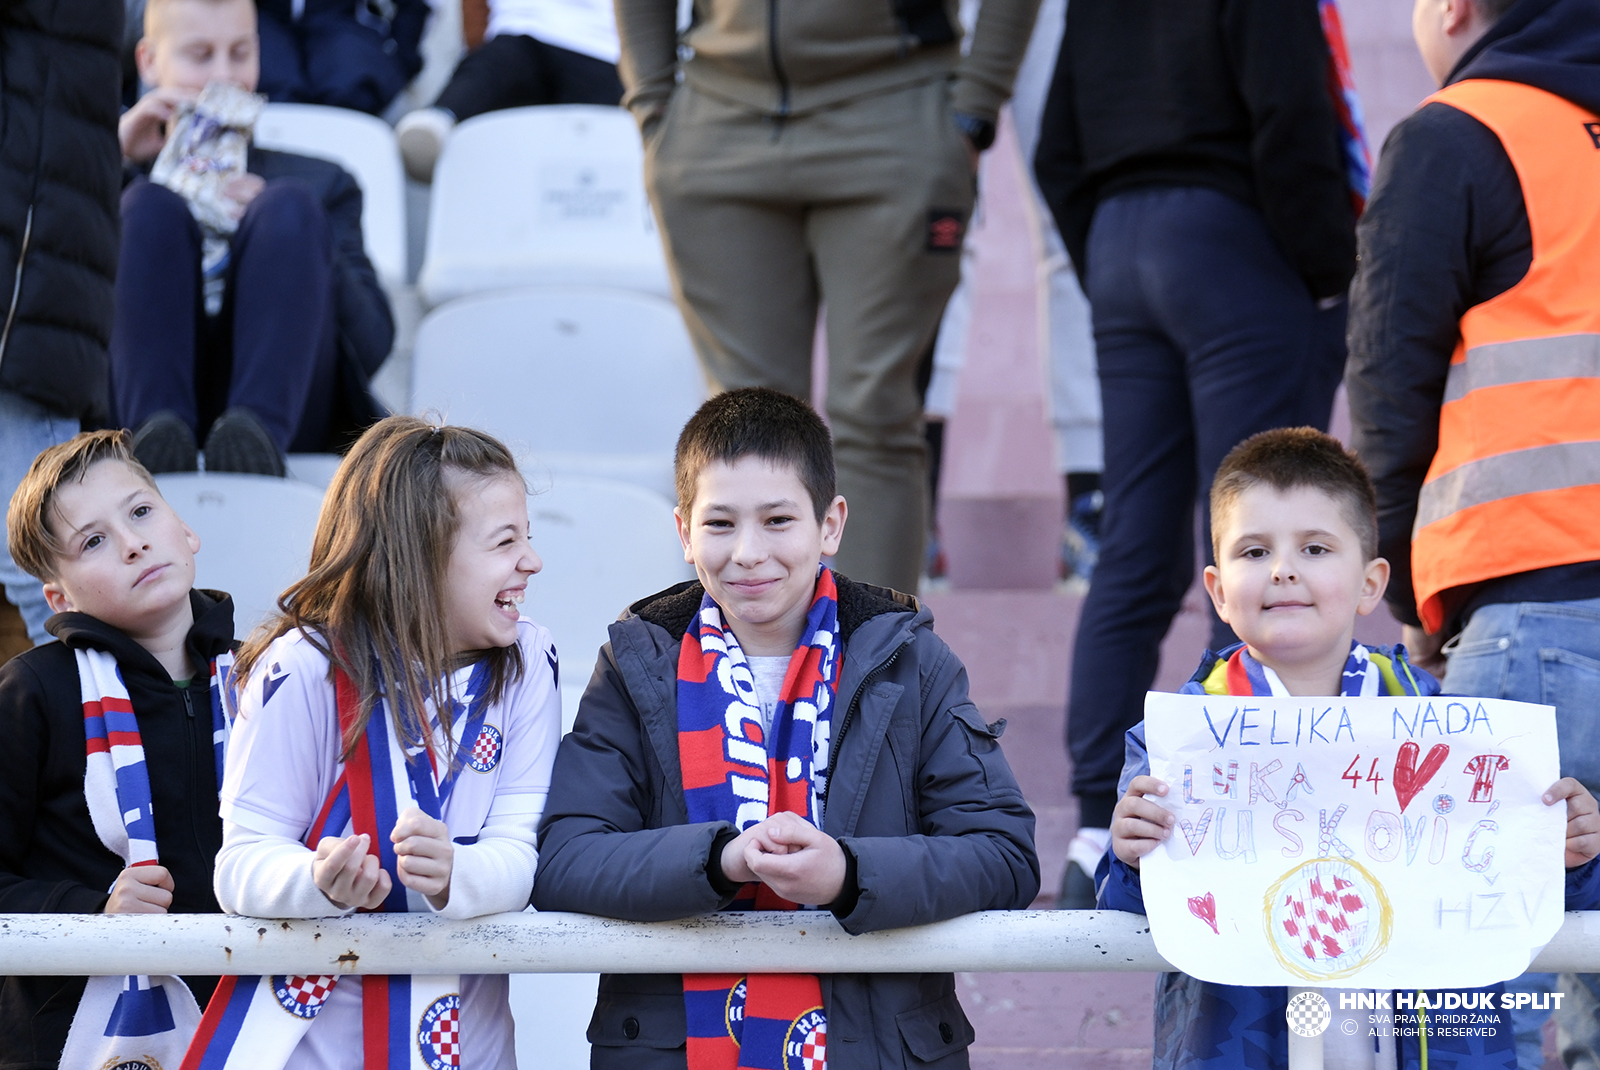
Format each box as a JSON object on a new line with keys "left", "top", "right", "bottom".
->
{"left": 533, "top": 575, "right": 1040, "bottom": 1069}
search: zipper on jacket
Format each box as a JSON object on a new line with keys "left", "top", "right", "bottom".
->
{"left": 822, "top": 644, "right": 906, "bottom": 799}
{"left": 768, "top": 0, "right": 791, "bottom": 126}
{"left": 0, "top": 204, "right": 33, "bottom": 369}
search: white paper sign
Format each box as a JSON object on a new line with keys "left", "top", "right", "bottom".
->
{"left": 1140, "top": 692, "right": 1564, "bottom": 989}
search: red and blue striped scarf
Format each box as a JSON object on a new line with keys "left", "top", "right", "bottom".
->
{"left": 59, "top": 649, "right": 236, "bottom": 1070}
{"left": 183, "top": 661, "right": 491, "bottom": 1070}
{"left": 678, "top": 569, "right": 841, "bottom": 1070}
{"left": 1320, "top": 0, "right": 1373, "bottom": 213}
{"left": 1195, "top": 641, "right": 1431, "bottom": 700}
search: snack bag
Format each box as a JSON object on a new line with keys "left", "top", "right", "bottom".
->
{"left": 150, "top": 82, "right": 266, "bottom": 313}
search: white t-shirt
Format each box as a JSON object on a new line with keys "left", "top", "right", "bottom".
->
{"left": 745, "top": 655, "right": 790, "bottom": 736}
{"left": 216, "top": 620, "right": 562, "bottom": 1070}
{"left": 488, "top": 0, "right": 620, "bottom": 64}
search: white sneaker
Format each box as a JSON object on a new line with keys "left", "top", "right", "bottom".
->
{"left": 396, "top": 107, "right": 456, "bottom": 184}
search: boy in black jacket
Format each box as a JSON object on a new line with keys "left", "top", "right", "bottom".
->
{"left": 0, "top": 430, "right": 235, "bottom": 1068}
{"left": 534, "top": 389, "right": 1038, "bottom": 1069}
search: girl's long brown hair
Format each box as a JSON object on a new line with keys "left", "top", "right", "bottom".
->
{"left": 236, "top": 416, "right": 526, "bottom": 759}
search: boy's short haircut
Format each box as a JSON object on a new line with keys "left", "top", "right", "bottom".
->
{"left": 675, "top": 387, "right": 837, "bottom": 520}
{"left": 1210, "top": 427, "right": 1379, "bottom": 560}
{"left": 143, "top": 0, "right": 245, "bottom": 38}
{"left": 6, "top": 430, "right": 159, "bottom": 582}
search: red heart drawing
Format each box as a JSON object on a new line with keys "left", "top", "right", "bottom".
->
{"left": 1393, "top": 741, "right": 1450, "bottom": 812}
{"left": 1188, "top": 892, "right": 1219, "bottom": 934}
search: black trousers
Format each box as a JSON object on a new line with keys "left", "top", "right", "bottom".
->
{"left": 436, "top": 34, "right": 623, "bottom": 121}
{"left": 1066, "top": 186, "right": 1347, "bottom": 825}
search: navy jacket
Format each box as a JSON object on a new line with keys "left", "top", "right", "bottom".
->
{"left": 534, "top": 575, "right": 1040, "bottom": 1069}
{"left": 1346, "top": 0, "right": 1600, "bottom": 629}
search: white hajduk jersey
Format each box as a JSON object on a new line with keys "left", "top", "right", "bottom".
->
{"left": 487, "top": 0, "right": 620, "bottom": 64}
{"left": 212, "top": 619, "right": 561, "bottom": 1070}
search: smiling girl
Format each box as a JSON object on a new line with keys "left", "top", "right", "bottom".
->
{"left": 189, "top": 416, "right": 559, "bottom": 1069}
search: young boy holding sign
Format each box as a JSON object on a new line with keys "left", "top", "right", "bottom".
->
{"left": 1103, "top": 428, "right": 1600, "bottom": 1069}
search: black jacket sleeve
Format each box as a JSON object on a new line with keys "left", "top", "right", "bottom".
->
{"left": 1222, "top": 0, "right": 1357, "bottom": 300}
{"left": 0, "top": 658, "right": 112, "bottom": 915}
{"left": 1344, "top": 103, "right": 1531, "bottom": 625}
{"left": 1033, "top": 37, "right": 1092, "bottom": 282}
{"left": 320, "top": 164, "right": 396, "bottom": 380}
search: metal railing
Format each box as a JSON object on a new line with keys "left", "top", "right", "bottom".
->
{"left": 4, "top": 910, "right": 1592, "bottom": 1068}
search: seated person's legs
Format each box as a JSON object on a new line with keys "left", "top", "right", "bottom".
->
{"left": 211, "top": 179, "right": 335, "bottom": 474}
{"left": 543, "top": 40, "right": 623, "bottom": 105}
{"left": 111, "top": 180, "right": 204, "bottom": 474}
{"left": 399, "top": 36, "right": 623, "bottom": 182}
{"left": 300, "top": 10, "right": 407, "bottom": 114}
{"left": 434, "top": 33, "right": 551, "bottom": 121}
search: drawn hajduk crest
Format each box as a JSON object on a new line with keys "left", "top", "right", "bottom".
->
{"left": 417, "top": 993, "right": 462, "bottom": 1069}
{"left": 272, "top": 975, "right": 336, "bottom": 1019}
{"left": 466, "top": 724, "right": 503, "bottom": 773}
{"left": 101, "top": 1060, "right": 163, "bottom": 1070}
{"left": 1265, "top": 857, "right": 1393, "bottom": 980}
{"left": 784, "top": 1008, "right": 827, "bottom": 1070}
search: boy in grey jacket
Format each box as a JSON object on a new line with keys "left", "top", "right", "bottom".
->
{"left": 534, "top": 387, "right": 1039, "bottom": 1069}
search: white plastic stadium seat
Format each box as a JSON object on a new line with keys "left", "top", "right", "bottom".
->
{"left": 522, "top": 476, "right": 691, "bottom": 735}
{"left": 285, "top": 452, "right": 344, "bottom": 489}
{"left": 253, "top": 103, "right": 408, "bottom": 287}
{"left": 418, "top": 106, "right": 671, "bottom": 306}
{"left": 511, "top": 973, "right": 598, "bottom": 1070}
{"left": 410, "top": 286, "right": 706, "bottom": 501}
{"left": 156, "top": 473, "right": 325, "bottom": 635}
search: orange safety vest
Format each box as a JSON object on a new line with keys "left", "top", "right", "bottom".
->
{"left": 1410, "top": 79, "right": 1600, "bottom": 634}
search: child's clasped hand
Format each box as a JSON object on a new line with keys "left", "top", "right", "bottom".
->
{"left": 313, "top": 807, "right": 455, "bottom": 912}
{"left": 1545, "top": 777, "right": 1600, "bottom": 870}
{"left": 720, "top": 810, "right": 847, "bottom": 906}
{"left": 103, "top": 865, "right": 176, "bottom": 914}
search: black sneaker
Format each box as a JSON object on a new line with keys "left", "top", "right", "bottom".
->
{"left": 203, "top": 408, "right": 286, "bottom": 477}
{"left": 130, "top": 411, "right": 198, "bottom": 473}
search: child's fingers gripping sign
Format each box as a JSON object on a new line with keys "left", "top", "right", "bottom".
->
{"left": 313, "top": 832, "right": 393, "bottom": 911}
{"left": 392, "top": 806, "right": 454, "bottom": 907}
{"left": 103, "top": 865, "right": 176, "bottom": 914}
{"left": 1112, "top": 776, "right": 1176, "bottom": 869}
{"left": 1545, "top": 777, "right": 1600, "bottom": 870}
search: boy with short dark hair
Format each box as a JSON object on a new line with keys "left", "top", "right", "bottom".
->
{"left": 0, "top": 430, "right": 236, "bottom": 1067}
{"left": 1101, "top": 427, "right": 1600, "bottom": 1069}
{"left": 534, "top": 386, "right": 1039, "bottom": 1068}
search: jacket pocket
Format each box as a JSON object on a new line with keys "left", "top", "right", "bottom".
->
{"left": 948, "top": 702, "right": 1020, "bottom": 798}
{"left": 896, "top": 992, "right": 975, "bottom": 1063}
{"left": 587, "top": 989, "right": 687, "bottom": 1050}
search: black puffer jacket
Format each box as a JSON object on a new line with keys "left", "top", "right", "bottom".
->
{"left": 534, "top": 575, "right": 1039, "bottom": 1069}
{"left": 0, "top": 0, "right": 123, "bottom": 422}
{"left": 0, "top": 590, "right": 235, "bottom": 1070}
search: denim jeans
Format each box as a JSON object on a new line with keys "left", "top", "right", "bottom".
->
{"left": 0, "top": 389, "right": 79, "bottom": 643}
{"left": 1445, "top": 596, "right": 1600, "bottom": 1069}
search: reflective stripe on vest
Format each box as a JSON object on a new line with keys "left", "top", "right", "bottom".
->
{"left": 1411, "top": 80, "right": 1600, "bottom": 633}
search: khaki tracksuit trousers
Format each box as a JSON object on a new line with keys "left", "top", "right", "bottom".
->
{"left": 645, "top": 77, "right": 977, "bottom": 594}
